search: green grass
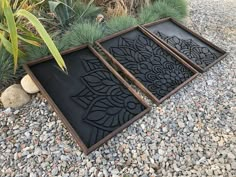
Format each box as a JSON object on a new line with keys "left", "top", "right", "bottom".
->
{"left": 155, "top": 0, "right": 187, "bottom": 18}
{"left": 105, "top": 16, "right": 138, "bottom": 35}
{"left": 65, "top": 21, "right": 104, "bottom": 47}
{"left": 74, "top": 1, "right": 101, "bottom": 21}
{"left": 23, "top": 44, "right": 50, "bottom": 60}
{"left": 0, "top": 48, "right": 24, "bottom": 89}
{"left": 139, "top": 0, "right": 187, "bottom": 24}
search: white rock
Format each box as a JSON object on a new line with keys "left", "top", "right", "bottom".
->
{"left": 21, "top": 74, "right": 39, "bottom": 94}
{"left": 29, "top": 173, "right": 37, "bottom": 177}
{"left": 1, "top": 84, "right": 30, "bottom": 108}
{"left": 231, "top": 162, "right": 236, "bottom": 170}
{"left": 227, "top": 152, "right": 235, "bottom": 159}
{"left": 52, "top": 167, "right": 58, "bottom": 176}
{"left": 111, "top": 169, "right": 119, "bottom": 175}
{"left": 177, "top": 120, "right": 185, "bottom": 128}
{"left": 4, "top": 107, "right": 12, "bottom": 115}
{"left": 103, "top": 168, "right": 109, "bottom": 177}
{"left": 158, "top": 149, "right": 165, "bottom": 155}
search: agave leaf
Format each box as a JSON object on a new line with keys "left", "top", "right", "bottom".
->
{"left": 3, "top": 0, "right": 18, "bottom": 72}
{"left": 48, "top": 0, "right": 75, "bottom": 27}
{"left": 16, "top": 9, "right": 67, "bottom": 71}
{"left": 78, "top": 0, "right": 95, "bottom": 19}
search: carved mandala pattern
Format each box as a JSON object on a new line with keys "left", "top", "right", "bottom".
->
{"left": 154, "top": 31, "right": 218, "bottom": 69}
{"left": 107, "top": 34, "right": 194, "bottom": 99}
{"left": 71, "top": 58, "right": 145, "bottom": 147}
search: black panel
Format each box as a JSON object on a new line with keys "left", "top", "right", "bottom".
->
{"left": 145, "top": 20, "right": 223, "bottom": 70}
{"left": 100, "top": 28, "right": 195, "bottom": 100}
{"left": 29, "top": 47, "right": 146, "bottom": 148}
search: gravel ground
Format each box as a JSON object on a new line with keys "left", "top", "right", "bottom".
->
{"left": 1, "top": 0, "right": 236, "bottom": 176}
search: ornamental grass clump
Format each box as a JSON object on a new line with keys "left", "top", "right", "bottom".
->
{"left": 139, "top": 0, "right": 187, "bottom": 24}
{"left": 59, "top": 21, "right": 104, "bottom": 48}
{"left": 105, "top": 16, "right": 138, "bottom": 35}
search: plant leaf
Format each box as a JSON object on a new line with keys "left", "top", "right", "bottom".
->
{"left": 3, "top": 0, "right": 18, "bottom": 72}
{"left": 0, "top": 33, "right": 25, "bottom": 57}
{"left": 0, "top": 23, "right": 41, "bottom": 46}
{"left": 16, "top": 9, "right": 67, "bottom": 71}
{"left": 18, "top": 35, "right": 41, "bottom": 46}
{"left": 48, "top": 1, "right": 75, "bottom": 26}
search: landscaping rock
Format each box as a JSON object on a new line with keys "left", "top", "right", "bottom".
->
{"left": 21, "top": 74, "right": 39, "bottom": 94}
{"left": 1, "top": 84, "right": 30, "bottom": 108}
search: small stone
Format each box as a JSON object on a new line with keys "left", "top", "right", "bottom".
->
{"left": 21, "top": 74, "right": 39, "bottom": 94}
{"left": 89, "top": 167, "right": 96, "bottom": 174}
{"left": 24, "top": 132, "right": 31, "bottom": 139}
{"left": 29, "top": 172, "right": 37, "bottom": 177}
{"left": 34, "top": 147, "right": 42, "bottom": 156}
{"left": 60, "top": 155, "right": 69, "bottom": 161}
{"left": 177, "top": 120, "right": 185, "bottom": 128}
{"left": 162, "top": 126, "right": 168, "bottom": 133}
{"left": 52, "top": 167, "right": 58, "bottom": 176}
{"left": 1, "top": 84, "right": 30, "bottom": 108}
{"left": 227, "top": 152, "right": 235, "bottom": 159}
{"left": 231, "top": 162, "right": 236, "bottom": 170}
{"left": 158, "top": 149, "right": 165, "bottom": 155}
{"left": 41, "top": 162, "right": 49, "bottom": 169}
{"left": 226, "top": 164, "right": 231, "bottom": 171}
{"left": 212, "top": 136, "right": 219, "bottom": 142}
{"left": 218, "top": 138, "right": 224, "bottom": 147}
{"left": 111, "top": 169, "right": 119, "bottom": 175}
{"left": 230, "top": 107, "right": 236, "bottom": 114}
{"left": 96, "top": 14, "right": 104, "bottom": 23}
{"left": 87, "top": 161, "right": 92, "bottom": 168}
{"left": 173, "top": 163, "right": 181, "bottom": 172}
{"left": 103, "top": 168, "right": 109, "bottom": 177}
{"left": 207, "top": 80, "right": 214, "bottom": 85}
{"left": 13, "top": 110, "right": 20, "bottom": 115}
{"left": 4, "top": 107, "right": 12, "bottom": 114}
{"left": 97, "top": 172, "right": 103, "bottom": 177}
{"left": 141, "top": 154, "right": 147, "bottom": 161}
{"left": 198, "top": 157, "right": 206, "bottom": 164}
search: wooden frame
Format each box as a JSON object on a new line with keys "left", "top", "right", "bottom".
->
{"left": 23, "top": 45, "right": 151, "bottom": 155}
{"left": 142, "top": 18, "right": 228, "bottom": 72}
{"left": 96, "top": 26, "right": 199, "bottom": 105}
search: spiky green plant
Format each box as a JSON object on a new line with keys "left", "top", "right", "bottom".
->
{"left": 58, "top": 21, "right": 104, "bottom": 48}
{"left": 139, "top": 0, "right": 187, "bottom": 24}
{"left": 0, "top": 48, "right": 24, "bottom": 89}
{"left": 74, "top": 1, "right": 101, "bottom": 20}
{"left": 105, "top": 16, "right": 138, "bottom": 35}
{"left": 0, "top": 0, "right": 67, "bottom": 72}
{"left": 153, "top": 0, "right": 187, "bottom": 18}
{"left": 23, "top": 44, "right": 50, "bottom": 61}
{"left": 48, "top": 0, "right": 101, "bottom": 28}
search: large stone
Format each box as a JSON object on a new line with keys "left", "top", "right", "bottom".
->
{"left": 21, "top": 74, "right": 39, "bottom": 94}
{"left": 1, "top": 84, "right": 30, "bottom": 108}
